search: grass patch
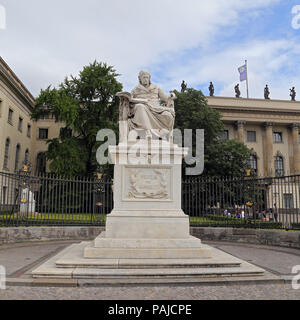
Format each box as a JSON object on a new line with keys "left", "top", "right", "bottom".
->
{"left": 291, "top": 223, "right": 300, "bottom": 230}
{"left": 0, "top": 212, "right": 107, "bottom": 226}
{"left": 190, "top": 215, "right": 283, "bottom": 229}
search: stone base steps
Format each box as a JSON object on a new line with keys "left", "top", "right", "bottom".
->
{"left": 32, "top": 242, "right": 265, "bottom": 280}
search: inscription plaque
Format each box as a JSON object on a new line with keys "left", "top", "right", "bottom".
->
{"left": 123, "top": 166, "right": 172, "bottom": 201}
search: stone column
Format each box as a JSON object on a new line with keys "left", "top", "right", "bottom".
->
{"left": 291, "top": 123, "right": 300, "bottom": 174}
{"left": 264, "top": 122, "right": 274, "bottom": 177}
{"left": 235, "top": 121, "right": 246, "bottom": 143}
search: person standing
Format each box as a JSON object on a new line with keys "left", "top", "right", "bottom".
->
{"left": 241, "top": 209, "right": 245, "bottom": 219}
{"left": 273, "top": 203, "right": 278, "bottom": 222}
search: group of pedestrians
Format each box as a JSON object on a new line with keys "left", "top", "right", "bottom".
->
{"left": 223, "top": 204, "right": 279, "bottom": 222}
{"left": 253, "top": 203, "right": 279, "bottom": 222}
{"left": 224, "top": 208, "right": 245, "bottom": 219}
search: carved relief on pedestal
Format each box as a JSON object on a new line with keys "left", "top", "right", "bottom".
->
{"left": 123, "top": 166, "right": 172, "bottom": 201}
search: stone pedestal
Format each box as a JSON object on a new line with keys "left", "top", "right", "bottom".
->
{"left": 32, "top": 139, "right": 265, "bottom": 280}
{"left": 84, "top": 140, "right": 212, "bottom": 263}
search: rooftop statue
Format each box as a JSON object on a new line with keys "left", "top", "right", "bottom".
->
{"left": 264, "top": 85, "right": 270, "bottom": 100}
{"left": 117, "top": 70, "right": 176, "bottom": 142}
{"left": 181, "top": 80, "right": 187, "bottom": 93}
{"left": 234, "top": 84, "right": 241, "bottom": 98}
{"left": 209, "top": 82, "right": 214, "bottom": 97}
{"left": 290, "top": 87, "right": 296, "bottom": 101}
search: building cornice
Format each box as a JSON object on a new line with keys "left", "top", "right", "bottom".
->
{"left": 0, "top": 56, "right": 35, "bottom": 110}
{"left": 206, "top": 95, "right": 300, "bottom": 104}
{"left": 207, "top": 96, "right": 300, "bottom": 115}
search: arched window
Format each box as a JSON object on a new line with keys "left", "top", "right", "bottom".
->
{"left": 274, "top": 156, "right": 284, "bottom": 177}
{"left": 36, "top": 153, "right": 46, "bottom": 175}
{"left": 249, "top": 155, "right": 257, "bottom": 174}
{"left": 14, "top": 144, "right": 21, "bottom": 172}
{"left": 25, "top": 149, "right": 29, "bottom": 163}
{"left": 3, "top": 138, "right": 10, "bottom": 170}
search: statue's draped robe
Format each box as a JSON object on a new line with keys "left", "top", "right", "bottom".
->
{"left": 128, "top": 84, "right": 174, "bottom": 136}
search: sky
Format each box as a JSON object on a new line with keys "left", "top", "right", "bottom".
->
{"left": 1, "top": 0, "right": 300, "bottom": 100}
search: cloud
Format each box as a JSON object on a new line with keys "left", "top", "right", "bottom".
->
{"left": 199, "top": 39, "right": 300, "bottom": 100}
{"left": 0, "top": 0, "right": 283, "bottom": 97}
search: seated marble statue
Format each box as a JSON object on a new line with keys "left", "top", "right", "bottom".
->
{"left": 117, "top": 70, "right": 176, "bottom": 141}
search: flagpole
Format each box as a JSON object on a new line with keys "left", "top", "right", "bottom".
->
{"left": 245, "top": 60, "right": 249, "bottom": 98}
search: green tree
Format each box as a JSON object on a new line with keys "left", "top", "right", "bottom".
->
{"left": 205, "top": 139, "right": 252, "bottom": 177}
{"left": 174, "top": 88, "right": 252, "bottom": 177}
{"left": 174, "top": 88, "right": 224, "bottom": 147}
{"left": 32, "top": 61, "right": 122, "bottom": 177}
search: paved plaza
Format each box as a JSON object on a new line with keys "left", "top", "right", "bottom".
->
{"left": 2, "top": 282, "right": 300, "bottom": 300}
{"left": 0, "top": 239, "right": 300, "bottom": 300}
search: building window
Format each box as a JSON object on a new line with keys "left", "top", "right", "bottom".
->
{"left": 249, "top": 155, "right": 257, "bottom": 174}
{"left": 60, "top": 127, "right": 73, "bottom": 139}
{"left": 220, "top": 130, "right": 229, "bottom": 140}
{"left": 273, "top": 132, "right": 283, "bottom": 143}
{"left": 18, "top": 117, "right": 23, "bottom": 132}
{"left": 27, "top": 124, "right": 31, "bottom": 137}
{"left": 274, "top": 156, "right": 284, "bottom": 177}
{"left": 38, "top": 128, "right": 49, "bottom": 140}
{"left": 247, "top": 131, "right": 256, "bottom": 142}
{"left": 2, "top": 187, "right": 7, "bottom": 204}
{"left": 14, "top": 144, "right": 20, "bottom": 172}
{"left": 36, "top": 153, "right": 46, "bottom": 175}
{"left": 8, "top": 109, "right": 13, "bottom": 125}
{"left": 283, "top": 194, "right": 293, "bottom": 209}
{"left": 3, "top": 138, "right": 10, "bottom": 170}
{"left": 25, "top": 149, "right": 29, "bottom": 163}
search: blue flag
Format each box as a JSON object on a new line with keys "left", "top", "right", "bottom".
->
{"left": 238, "top": 64, "right": 247, "bottom": 82}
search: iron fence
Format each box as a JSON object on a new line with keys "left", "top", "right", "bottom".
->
{"left": 183, "top": 175, "right": 300, "bottom": 230}
{"left": 1, "top": 170, "right": 300, "bottom": 230}
{"left": 0, "top": 171, "right": 113, "bottom": 226}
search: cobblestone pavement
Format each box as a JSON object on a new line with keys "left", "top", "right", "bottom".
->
{"left": 1, "top": 240, "right": 300, "bottom": 300}
{"left": 1, "top": 283, "right": 300, "bottom": 300}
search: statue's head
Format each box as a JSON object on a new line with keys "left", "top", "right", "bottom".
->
{"left": 139, "top": 70, "right": 151, "bottom": 86}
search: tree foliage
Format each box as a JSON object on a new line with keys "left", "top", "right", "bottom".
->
{"left": 205, "top": 139, "right": 252, "bottom": 177}
{"left": 174, "top": 88, "right": 252, "bottom": 177}
{"left": 32, "top": 61, "right": 122, "bottom": 177}
{"left": 174, "top": 88, "right": 224, "bottom": 146}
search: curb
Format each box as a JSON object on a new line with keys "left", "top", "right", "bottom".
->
{"left": 5, "top": 275, "right": 291, "bottom": 288}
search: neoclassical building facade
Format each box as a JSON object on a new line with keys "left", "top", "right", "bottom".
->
{"left": 1, "top": 55, "right": 300, "bottom": 180}
{"left": 207, "top": 96, "right": 300, "bottom": 178}
{"left": 0, "top": 56, "right": 63, "bottom": 176}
